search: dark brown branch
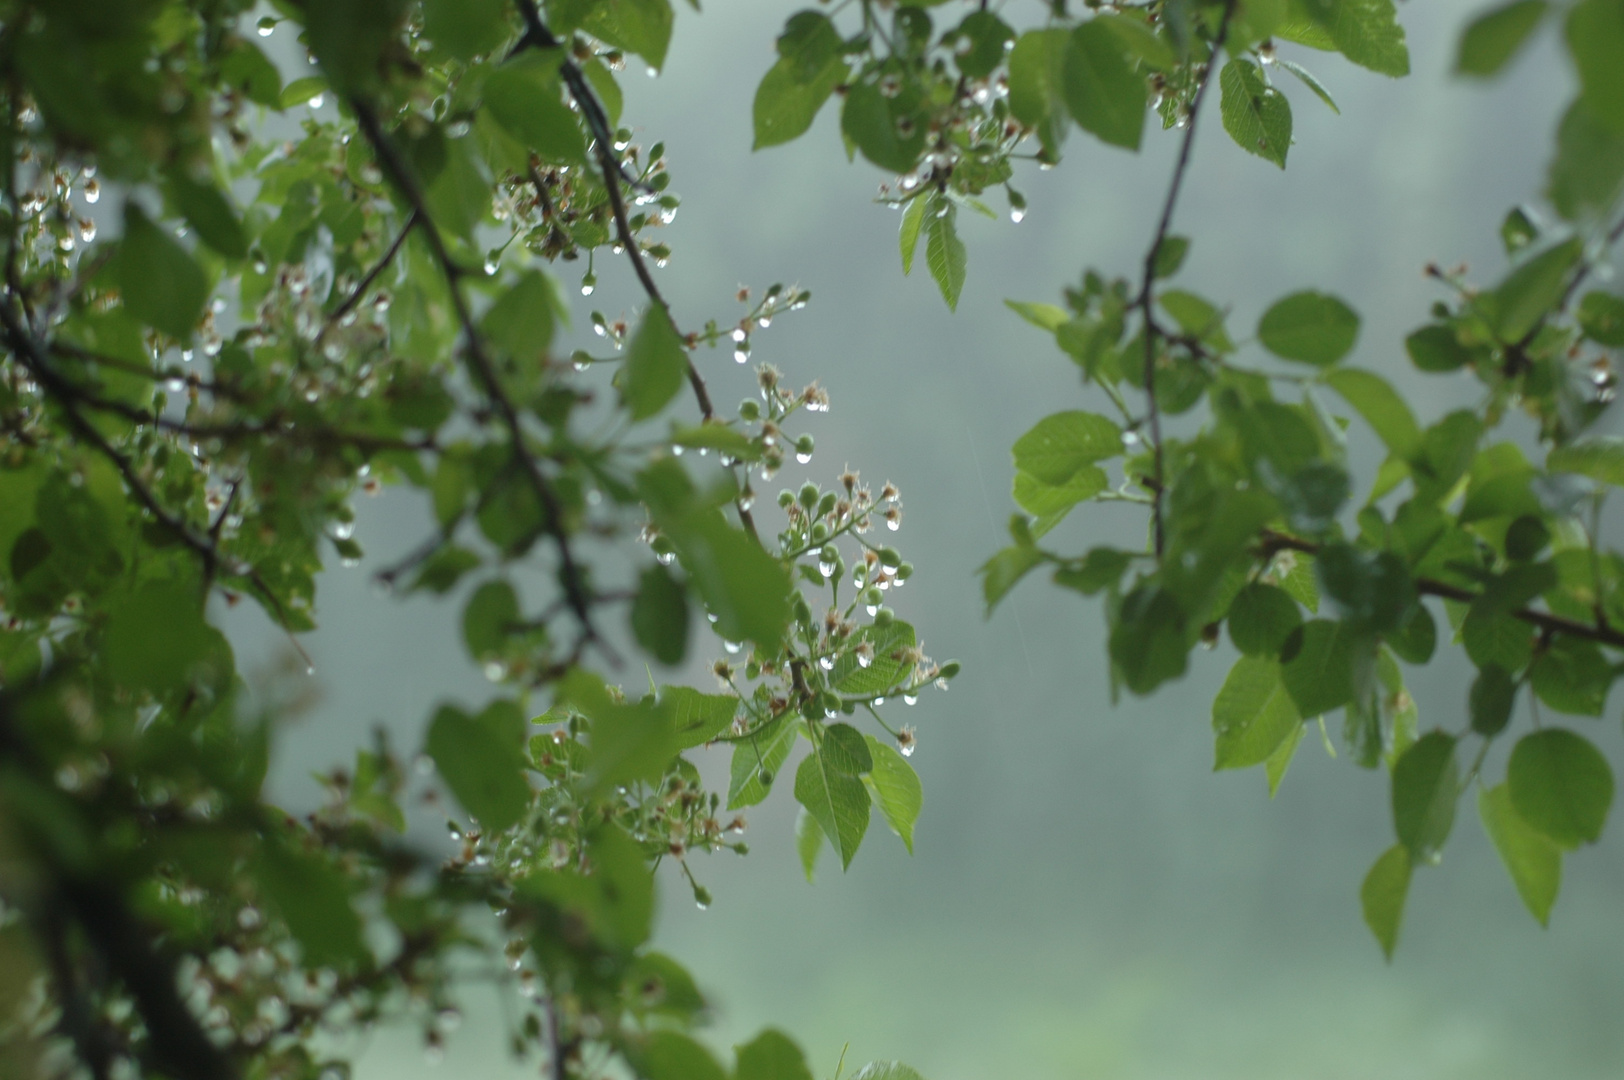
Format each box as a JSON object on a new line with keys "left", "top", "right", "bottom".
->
{"left": 1258, "top": 528, "right": 1624, "bottom": 650}
{"left": 317, "top": 209, "right": 420, "bottom": 346}
{"left": 349, "top": 99, "right": 603, "bottom": 650}
{"left": 1135, "top": 0, "right": 1238, "bottom": 558}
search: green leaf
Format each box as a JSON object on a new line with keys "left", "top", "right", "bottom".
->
{"left": 482, "top": 270, "right": 559, "bottom": 362}
{"left": 1095, "top": 12, "right": 1176, "bottom": 70}
{"left": 1490, "top": 238, "right": 1583, "bottom": 342}
{"left": 1220, "top": 58, "right": 1292, "bottom": 169}
{"left": 1386, "top": 600, "right": 1437, "bottom": 664}
{"left": 1549, "top": 101, "right": 1624, "bottom": 221}
{"left": 424, "top": 136, "right": 490, "bottom": 243}
{"left": 663, "top": 685, "right": 736, "bottom": 749}
{"left": 1478, "top": 782, "right": 1562, "bottom": 926}
{"left": 1501, "top": 207, "right": 1540, "bottom": 254}
{"left": 1360, "top": 844, "right": 1412, "bottom": 960}
{"left": 795, "top": 806, "right": 824, "bottom": 882}
{"left": 1151, "top": 235, "right": 1190, "bottom": 279}
{"left": 1508, "top": 728, "right": 1614, "bottom": 847}
{"left": 1257, "top": 290, "right": 1360, "bottom": 365}
{"left": 1011, "top": 410, "right": 1123, "bottom": 485}
{"left": 552, "top": 0, "right": 675, "bottom": 70}
{"left": 255, "top": 842, "right": 367, "bottom": 968}
{"left": 632, "top": 564, "right": 689, "bottom": 666}
{"left": 622, "top": 305, "right": 688, "bottom": 421}
{"left": 1007, "top": 29, "right": 1070, "bottom": 158}
{"left": 636, "top": 1032, "right": 728, "bottom": 1080}
{"left": 1392, "top": 731, "right": 1459, "bottom": 860}
{"left": 841, "top": 81, "right": 924, "bottom": 174}
{"left": 1276, "top": 59, "right": 1339, "bottom": 113}
{"left": 728, "top": 716, "right": 799, "bottom": 808}
{"left": 849, "top": 1064, "right": 927, "bottom": 1080}
{"left": 1578, "top": 291, "right": 1624, "bottom": 345}
{"left": 425, "top": 702, "right": 531, "bottom": 832}
{"left": 1324, "top": 368, "right": 1419, "bottom": 456}
{"left": 1529, "top": 637, "right": 1611, "bottom": 716}
{"left": 1110, "top": 585, "right": 1190, "bottom": 695}
{"left": 103, "top": 581, "right": 221, "bottom": 694}
{"left": 220, "top": 39, "right": 283, "bottom": 107}
{"left": 953, "top": 11, "right": 1018, "bottom": 79}
{"left": 864, "top": 735, "right": 923, "bottom": 853}
{"left": 1212, "top": 657, "right": 1303, "bottom": 770}
{"left": 1300, "top": 0, "right": 1410, "bottom": 77}
{"left": 1566, "top": 0, "right": 1624, "bottom": 132}
{"left": 1227, "top": 582, "right": 1303, "bottom": 657}
{"left": 1053, "top": 547, "right": 1135, "bottom": 596}
{"left": 1404, "top": 324, "right": 1472, "bottom": 372}
{"left": 165, "top": 171, "right": 248, "bottom": 260}
{"left": 831, "top": 620, "right": 917, "bottom": 696}
{"left": 114, "top": 205, "right": 208, "bottom": 340}
{"left": 794, "top": 737, "right": 871, "bottom": 869}
{"left": 423, "top": 0, "right": 511, "bottom": 58}
{"left": 1469, "top": 664, "right": 1517, "bottom": 736}
{"left": 1456, "top": 0, "right": 1547, "bottom": 76}
{"left": 735, "top": 1029, "right": 816, "bottom": 1080}
{"left": 1062, "top": 20, "right": 1147, "bottom": 151}
{"left": 674, "top": 511, "right": 792, "bottom": 651}
{"left": 1004, "top": 299, "right": 1071, "bottom": 332}
{"left": 305, "top": 0, "right": 406, "bottom": 95}
{"left": 752, "top": 42, "right": 849, "bottom": 150}
{"left": 1314, "top": 544, "right": 1415, "bottom": 635}
{"left": 899, "top": 195, "right": 928, "bottom": 275}
{"left": 1013, "top": 465, "right": 1107, "bottom": 536}
{"left": 1548, "top": 436, "right": 1624, "bottom": 485}
{"left": 1159, "top": 289, "right": 1234, "bottom": 350}
{"left": 280, "top": 76, "right": 327, "bottom": 109}
{"left": 1265, "top": 721, "right": 1305, "bottom": 797}
{"left": 925, "top": 201, "right": 968, "bottom": 311}
{"left": 583, "top": 696, "right": 677, "bottom": 796}
{"left": 483, "top": 54, "right": 589, "bottom": 166}
{"left": 462, "top": 579, "right": 519, "bottom": 660}
{"left": 1280, "top": 619, "right": 1359, "bottom": 717}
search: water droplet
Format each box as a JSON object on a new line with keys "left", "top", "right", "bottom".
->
{"left": 796, "top": 451, "right": 812, "bottom": 464}
{"left": 723, "top": 640, "right": 741, "bottom": 655}
{"left": 900, "top": 744, "right": 915, "bottom": 758}
{"left": 873, "top": 697, "right": 885, "bottom": 707}
{"left": 886, "top": 518, "right": 900, "bottom": 531}
{"left": 818, "top": 656, "right": 835, "bottom": 671}
{"left": 1010, "top": 207, "right": 1025, "bottom": 224}
{"left": 78, "top": 219, "right": 96, "bottom": 243}
{"left": 309, "top": 93, "right": 324, "bottom": 109}
{"left": 581, "top": 281, "right": 595, "bottom": 296}
{"left": 257, "top": 18, "right": 276, "bottom": 36}
{"left": 483, "top": 661, "right": 505, "bottom": 681}
{"left": 818, "top": 559, "right": 836, "bottom": 578}
{"left": 483, "top": 257, "right": 499, "bottom": 275}
{"left": 656, "top": 551, "right": 675, "bottom": 565}
{"left": 181, "top": 349, "right": 194, "bottom": 362}
{"left": 903, "top": 694, "right": 918, "bottom": 706}
{"left": 734, "top": 348, "right": 749, "bottom": 363}
{"left": 866, "top": 603, "right": 879, "bottom": 616}
{"left": 758, "top": 316, "right": 772, "bottom": 329}
{"left": 83, "top": 179, "right": 100, "bottom": 203}
{"left": 856, "top": 653, "right": 873, "bottom": 669}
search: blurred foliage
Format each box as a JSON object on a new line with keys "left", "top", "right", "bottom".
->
{"left": 0, "top": 0, "right": 957, "bottom": 1077}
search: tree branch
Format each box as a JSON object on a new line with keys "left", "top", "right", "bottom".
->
{"left": 316, "top": 208, "right": 420, "bottom": 346}
{"left": 1135, "top": 0, "right": 1238, "bottom": 558}
{"left": 349, "top": 98, "right": 604, "bottom": 653}
{"left": 1258, "top": 528, "right": 1624, "bottom": 650}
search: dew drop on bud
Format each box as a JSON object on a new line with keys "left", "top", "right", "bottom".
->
{"left": 818, "top": 656, "right": 835, "bottom": 671}
{"left": 1010, "top": 207, "right": 1025, "bottom": 224}
{"left": 796, "top": 451, "right": 812, "bottom": 464}
{"left": 723, "top": 640, "right": 741, "bottom": 655}
{"left": 903, "top": 694, "right": 918, "bottom": 706}
{"left": 886, "top": 518, "right": 900, "bottom": 531}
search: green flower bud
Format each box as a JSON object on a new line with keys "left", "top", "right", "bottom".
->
{"left": 896, "top": 561, "right": 914, "bottom": 580}
{"left": 820, "top": 545, "right": 839, "bottom": 566}
{"left": 778, "top": 489, "right": 796, "bottom": 508}
{"left": 798, "top": 482, "right": 820, "bottom": 509}
{"left": 816, "top": 491, "right": 837, "bottom": 517}
{"left": 938, "top": 660, "right": 960, "bottom": 679}
{"left": 795, "top": 433, "right": 815, "bottom": 457}
{"left": 878, "top": 545, "right": 902, "bottom": 568}
{"left": 873, "top": 606, "right": 895, "bottom": 626}
{"left": 811, "top": 522, "right": 829, "bottom": 542}
{"left": 739, "top": 399, "right": 761, "bottom": 421}
{"left": 757, "top": 769, "right": 774, "bottom": 787}
{"left": 863, "top": 587, "right": 883, "bottom": 606}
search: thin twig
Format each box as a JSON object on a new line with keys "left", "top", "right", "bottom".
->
{"left": 316, "top": 208, "right": 419, "bottom": 346}
{"left": 1135, "top": 0, "right": 1238, "bottom": 558}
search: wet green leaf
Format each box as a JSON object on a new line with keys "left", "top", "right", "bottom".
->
{"left": 1508, "top": 728, "right": 1614, "bottom": 847}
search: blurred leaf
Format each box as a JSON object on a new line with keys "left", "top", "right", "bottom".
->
{"left": 633, "top": 564, "right": 689, "bottom": 667}
{"left": 1212, "top": 656, "right": 1303, "bottom": 769}
{"left": 1392, "top": 731, "right": 1458, "bottom": 860}
{"left": 842, "top": 81, "right": 924, "bottom": 173}
{"left": 462, "top": 579, "right": 519, "bottom": 660}
{"left": 795, "top": 806, "right": 824, "bottom": 882}
{"left": 1548, "top": 436, "right": 1624, "bottom": 485}
{"left": 1490, "top": 238, "right": 1583, "bottom": 342}
{"left": 1549, "top": 101, "right": 1624, "bottom": 221}
{"left": 1280, "top": 619, "right": 1358, "bottom": 717}
{"left": 1227, "top": 583, "right": 1303, "bottom": 657}
{"left": 114, "top": 204, "right": 207, "bottom": 339}
{"left": 1008, "top": 29, "right": 1070, "bottom": 158}
{"left": 735, "top": 1028, "right": 816, "bottom": 1080}
{"left": 1529, "top": 637, "right": 1611, "bottom": 716}
{"left": 426, "top": 701, "right": 530, "bottom": 832}
{"left": 1469, "top": 664, "right": 1517, "bottom": 736}
{"left": 1478, "top": 782, "right": 1562, "bottom": 926}
{"left": 1360, "top": 844, "right": 1412, "bottom": 960}
{"left": 255, "top": 842, "right": 367, "bottom": 969}
{"left": 1456, "top": 0, "right": 1547, "bottom": 76}
{"left": 1577, "top": 291, "right": 1624, "bottom": 345}
{"left": 483, "top": 270, "right": 559, "bottom": 361}
{"left": 753, "top": 13, "right": 848, "bottom": 150}
{"left": 1508, "top": 728, "right": 1614, "bottom": 847}
{"left": 1110, "top": 585, "right": 1189, "bottom": 695}
{"left": 622, "top": 305, "right": 689, "bottom": 421}
{"left": 165, "top": 171, "right": 247, "bottom": 260}
{"left": 1566, "top": 0, "right": 1624, "bottom": 132}
{"left": 552, "top": 0, "right": 674, "bottom": 69}
{"left": 1324, "top": 368, "right": 1418, "bottom": 456}
{"left": 1012, "top": 410, "right": 1123, "bottom": 485}
{"left": 1404, "top": 324, "right": 1472, "bottom": 372}
{"left": 1063, "top": 20, "right": 1146, "bottom": 150}
{"left": 424, "top": 0, "right": 511, "bottom": 59}
{"left": 1258, "top": 290, "right": 1360, "bottom": 365}
{"left": 484, "top": 52, "right": 589, "bottom": 166}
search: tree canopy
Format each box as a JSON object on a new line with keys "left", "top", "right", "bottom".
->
{"left": 0, "top": 0, "right": 1621, "bottom": 1078}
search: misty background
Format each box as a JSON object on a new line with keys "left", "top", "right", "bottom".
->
{"left": 224, "top": 1, "right": 1624, "bottom": 1076}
